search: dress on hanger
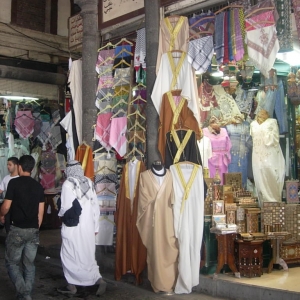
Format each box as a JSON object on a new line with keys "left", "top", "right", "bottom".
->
{"left": 75, "top": 144, "right": 94, "bottom": 180}
{"left": 115, "top": 160, "right": 147, "bottom": 284}
{"left": 158, "top": 90, "right": 200, "bottom": 162}
{"left": 137, "top": 169, "right": 178, "bottom": 293}
{"left": 203, "top": 127, "right": 231, "bottom": 184}
{"left": 250, "top": 118, "right": 285, "bottom": 204}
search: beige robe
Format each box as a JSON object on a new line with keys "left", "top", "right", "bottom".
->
{"left": 137, "top": 170, "right": 178, "bottom": 292}
{"left": 156, "top": 16, "right": 189, "bottom": 73}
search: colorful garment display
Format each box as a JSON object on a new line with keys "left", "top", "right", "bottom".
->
{"left": 109, "top": 117, "right": 127, "bottom": 157}
{"left": 214, "top": 12, "right": 225, "bottom": 64}
{"left": 134, "top": 28, "right": 146, "bottom": 70}
{"left": 94, "top": 113, "right": 112, "bottom": 151}
{"left": 250, "top": 118, "right": 285, "bottom": 204}
{"left": 203, "top": 127, "right": 231, "bottom": 184}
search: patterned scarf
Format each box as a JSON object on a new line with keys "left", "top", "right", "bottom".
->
{"left": 234, "top": 9, "right": 244, "bottom": 61}
{"left": 215, "top": 12, "right": 225, "bottom": 64}
{"left": 66, "top": 160, "right": 91, "bottom": 200}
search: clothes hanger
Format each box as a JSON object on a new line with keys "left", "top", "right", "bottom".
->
{"left": 127, "top": 110, "right": 146, "bottom": 120}
{"left": 96, "top": 165, "right": 116, "bottom": 174}
{"left": 130, "top": 95, "right": 147, "bottom": 105}
{"left": 112, "top": 59, "right": 131, "bottom": 69}
{"left": 114, "top": 48, "right": 133, "bottom": 59}
{"left": 114, "top": 38, "right": 133, "bottom": 46}
{"left": 188, "top": 30, "right": 212, "bottom": 41}
{"left": 125, "top": 146, "right": 144, "bottom": 159}
{"left": 97, "top": 56, "right": 115, "bottom": 67}
{"left": 98, "top": 67, "right": 113, "bottom": 77}
{"left": 128, "top": 121, "right": 145, "bottom": 132}
{"left": 245, "top": 19, "right": 275, "bottom": 30}
{"left": 189, "top": 14, "right": 215, "bottom": 29}
{"left": 245, "top": 7, "right": 274, "bottom": 19}
{"left": 98, "top": 92, "right": 114, "bottom": 102}
{"left": 112, "top": 77, "right": 131, "bottom": 88}
{"left": 97, "top": 104, "right": 112, "bottom": 115}
{"left": 132, "top": 82, "right": 147, "bottom": 90}
{"left": 113, "top": 86, "right": 130, "bottom": 97}
{"left": 128, "top": 132, "right": 145, "bottom": 143}
{"left": 110, "top": 108, "right": 127, "bottom": 119}
{"left": 214, "top": 4, "right": 243, "bottom": 15}
{"left": 92, "top": 145, "right": 104, "bottom": 154}
{"left": 112, "top": 98, "right": 128, "bottom": 109}
{"left": 98, "top": 42, "right": 115, "bottom": 52}
{"left": 97, "top": 186, "right": 116, "bottom": 195}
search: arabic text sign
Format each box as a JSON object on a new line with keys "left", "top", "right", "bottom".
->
{"left": 68, "top": 14, "right": 83, "bottom": 50}
{"left": 102, "top": 0, "right": 144, "bottom": 23}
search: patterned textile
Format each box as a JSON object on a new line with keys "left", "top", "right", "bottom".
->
{"left": 235, "top": 86, "right": 255, "bottom": 114}
{"left": 40, "top": 173, "right": 55, "bottom": 189}
{"left": 14, "top": 111, "right": 35, "bottom": 139}
{"left": 97, "top": 75, "right": 114, "bottom": 89}
{"left": 234, "top": 8, "right": 244, "bottom": 61}
{"left": 95, "top": 173, "right": 119, "bottom": 193}
{"left": 95, "top": 182, "right": 116, "bottom": 196}
{"left": 32, "top": 113, "right": 43, "bottom": 139}
{"left": 188, "top": 12, "right": 215, "bottom": 37}
{"left": 223, "top": 12, "right": 229, "bottom": 63}
{"left": 213, "top": 85, "right": 244, "bottom": 125}
{"left": 215, "top": 12, "right": 225, "bottom": 64}
{"left": 227, "top": 11, "right": 233, "bottom": 61}
{"left": 230, "top": 9, "right": 236, "bottom": 58}
{"left": 246, "top": 25, "right": 279, "bottom": 78}
{"left": 134, "top": 28, "right": 146, "bottom": 70}
{"left": 245, "top": 11, "right": 275, "bottom": 31}
{"left": 94, "top": 113, "right": 112, "bottom": 151}
{"left": 97, "top": 65, "right": 113, "bottom": 77}
{"left": 109, "top": 117, "right": 127, "bottom": 157}
{"left": 114, "top": 68, "right": 131, "bottom": 78}
{"left": 292, "top": 0, "right": 300, "bottom": 43}
{"left": 96, "top": 49, "right": 115, "bottom": 74}
{"left": 49, "top": 126, "right": 62, "bottom": 149}
{"left": 226, "top": 121, "right": 251, "bottom": 188}
{"left": 239, "top": 8, "right": 248, "bottom": 60}
{"left": 112, "top": 95, "right": 129, "bottom": 112}
{"left": 95, "top": 87, "right": 113, "bottom": 110}
{"left": 187, "top": 36, "right": 214, "bottom": 74}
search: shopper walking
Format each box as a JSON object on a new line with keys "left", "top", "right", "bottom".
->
{"left": 0, "top": 155, "right": 45, "bottom": 300}
{"left": 0, "top": 157, "right": 19, "bottom": 233}
{"left": 57, "top": 160, "right": 106, "bottom": 296}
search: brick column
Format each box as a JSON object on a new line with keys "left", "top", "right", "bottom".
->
{"left": 145, "top": 0, "right": 161, "bottom": 168}
{"left": 74, "top": 0, "right": 99, "bottom": 145}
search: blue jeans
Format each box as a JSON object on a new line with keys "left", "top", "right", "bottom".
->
{"left": 5, "top": 226, "right": 39, "bottom": 299}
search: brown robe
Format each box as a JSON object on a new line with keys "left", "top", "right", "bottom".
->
{"left": 75, "top": 144, "right": 94, "bottom": 180}
{"left": 158, "top": 90, "right": 200, "bottom": 163}
{"left": 137, "top": 170, "right": 178, "bottom": 293}
{"left": 115, "top": 160, "right": 147, "bottom": 284}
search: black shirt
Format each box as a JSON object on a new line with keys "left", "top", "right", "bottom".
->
{"left": 5, "top": 176, "right": 44, "bottom": 229}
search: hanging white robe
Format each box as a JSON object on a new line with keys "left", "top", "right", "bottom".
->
{"left": 250, "top": 118, "right": 285, "bottom": 205}
{"left": 60, "top": 111, "right": 75, "bottom": 161}
{"left": 68, "top": 59, "right": 82, "bottom": 144}
{"left": 170, "top": 163, "right": 204, "bottom": 294}
{"left": 197, "top": 136, "right": 213, "bottom": 170}
{"left": 58, "top": 178, "right": 101, "bottom": 286}
{"left": 151, "top": 52, "right": 200, "bottom": 125}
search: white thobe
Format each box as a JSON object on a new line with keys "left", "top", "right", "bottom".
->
{"left": 197, "top": 136, "right": 213, "bottom": 170}
{"left": 60, "top": 111, "right": 75, "bottom": 161}
{"left": 151, "top": 53, "right": 200, "bottom": 125}
{"left": 58, "top": 178, "right": 101, "bottom": 286}
{"left": 170, "top": 163, "right": 204, "bottom": 294}
{"left": 250, "top": 118, "right": 285, "bottom": 205}
{"left": 68, "top": 60, "right": 82, "bottom": 144}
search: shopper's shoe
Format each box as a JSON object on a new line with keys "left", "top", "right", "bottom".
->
{"left": 96, "top": 278, "right": 107, "bottom": 296}
{"left": 57, "top": 284, "right": 77, "bottom": 295}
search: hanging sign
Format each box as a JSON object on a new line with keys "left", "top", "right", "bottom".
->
{"left": 68, "top": 13, "right": 83, "bottom": 50}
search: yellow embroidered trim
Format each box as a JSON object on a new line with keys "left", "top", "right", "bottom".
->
{"left": 171, "top": 129, "right": 193, "bottom": 164}
{"left": 164, "top": 16, "right": 185, "bottom": 51}
{"left": 125, "top": 161, "right": 141, "bottom": 200}
{"left": 166, "top": 92, "right": 186, "bottom": 128}
{"left": 82, "top": 145, "right": 90, "bottom": 172}
{"left": 167, "top": 51, "right": 186, "bottom": 90}
{"left": 175, "top": 163, "right": 199, "bottom": 213}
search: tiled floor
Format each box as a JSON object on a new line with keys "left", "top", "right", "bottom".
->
{"left": 218, "top": 267, "right": 300, "bottom": 293}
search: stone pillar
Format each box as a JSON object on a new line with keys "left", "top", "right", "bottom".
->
{"left": 145, "top": 0, "right": 161, "bottom": 168}
{"left": 74, "top": 0, "right": 99, "bottom": 145}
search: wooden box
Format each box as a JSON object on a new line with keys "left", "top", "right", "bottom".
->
{"left": 224, "top": 173, "right": 242, "bottom": 189}
{"left": 280, "top": 242, "right": 300, "bottom": 264}
{"left": 286, "top": 180, "right": 299, "bottom": 204}
{"left": 234, "top": 239, "right": 264, "bottom": 277}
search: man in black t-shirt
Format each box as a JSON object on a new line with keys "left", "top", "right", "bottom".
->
{"left": 0, "top": 155, "right": 45, "bottom": 300}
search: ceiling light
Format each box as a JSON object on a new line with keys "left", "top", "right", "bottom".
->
{"left": 0, "top": 96, "right": 39, "bottom": 101}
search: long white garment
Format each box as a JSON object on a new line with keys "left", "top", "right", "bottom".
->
{"left": 250, "top": 119, "right": 285, "bottom": 205}
{"left": 58, "top": 179, "right": 101, "bottom": 285}
{"left": 170, "top": 163, "right": 204, "bottom": 294}
{"left": 68, "top": 60, "right": 82, "bottom": 144}
{"left": 197, "top": 136, "right": 213, "bottom": 170}
{"left": 60, "top": 111, "right": 75, "bottom": 161}
{"left": 151, "top": 52, "right": 200, "bottom": 125}
{"left": 95, "top": 215, "right": 114, "bottom": 246}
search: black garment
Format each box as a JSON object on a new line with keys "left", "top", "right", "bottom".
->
{"left": 5, "top": 177, "right": 44, "bottom": 229}
{"left": 61, "top": 199, "right": 82, "bottom": 227}
{"left": 165, "top": 129, "right": 202, "bottom": 169}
